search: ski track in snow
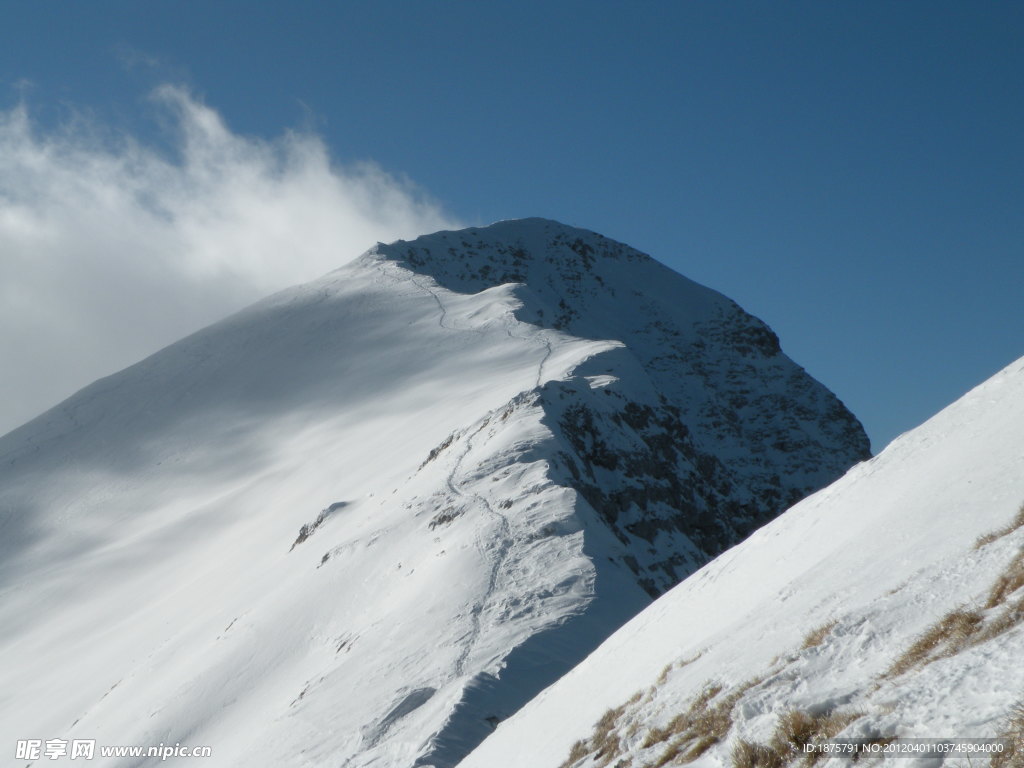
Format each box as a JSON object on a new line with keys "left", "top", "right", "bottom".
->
{"left": 401, "top": 261, "right": 556, "bottom": 680}
{"left": 409, "top": 273, "right": 451, "bottom": 333}
{"left": 402, "top": 267, "right": 519, "bottom": 678}
{"left": 446, "top": 420, "right": 513, "bottom": 678}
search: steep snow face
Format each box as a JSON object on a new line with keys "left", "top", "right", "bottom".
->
{"left": 460, "top": 356, "right": 1024, "bottom": 768}
{"left": 0, "top": 219, "right": 866, "bottom": 768}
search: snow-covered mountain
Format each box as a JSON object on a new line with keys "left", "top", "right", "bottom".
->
{"left": 461, "top": 355, "right": 1024, "bottom": 768}
{"left": 0, "top": 219, "right": 867, "bottom": 767}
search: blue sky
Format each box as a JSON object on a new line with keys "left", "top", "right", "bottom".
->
{"left": 1, "top": 2, "right": 1022, "bottom": 450}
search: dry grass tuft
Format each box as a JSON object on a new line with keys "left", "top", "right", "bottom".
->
{"left": 975, "top": 504, "right": 1024, "bottom": 549}
{"left": 986, "top": 551, "right": 1024, "bottom": 609}
{"left": 562, "top": 739, "right": 590, "bottom": 768}
{"left": 732, "top": 739, "right": 787, "bottom": 768}
{"left": 559, "top": 704, "right": 627, "bottom": 768}
{"left": 975, "top": 596, "right": 1024, "bottom": 646}
{"left": 559, "top": 675, "right": 760, "bottom": 767}
{"left": 655, "top": 652, "right": 706, "bottom": 687}
{"left": 642, "top": 726, "right": 671, "bottom": 750}
{"left": 652, "top": 740, "right": 684, "bottom": 768}
{"left": 885, "top": 608, "right": 984, "bottom": 677}
{"left": 729, "top": 709, "right": 864, "bottom": 768}
{"left": 992, "top": 703, "right": 1024, "bottom": 768}
{"left": 637, "top": 677, "right": 764, "bottom": 764}
{"left": 657, "top": 663, "right": 674, "bottom": 686}
{"left": 592, "top": 706, "right": 626, "bottom": 766}
{"left": 888, "top": 542, "right": 1024, "bottom": 679}
{"left": 801, "top": 620, "right": 837, "bottom": 650}
{"left": 770, "top": 710, "right": 818, "bottom": 756}
{"left": 769, "top": 710, "right": 864, "bottom": 764}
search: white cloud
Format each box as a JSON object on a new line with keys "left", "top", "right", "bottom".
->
{"left": 0, "top": 86, "right": 460, "bottom": 436}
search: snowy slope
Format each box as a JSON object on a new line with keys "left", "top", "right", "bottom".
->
{"left": 461, "top": 356, "right": 1024, "bottom": 768}
{"left": 0, "top": 219, "right": 866, "bottom": 767}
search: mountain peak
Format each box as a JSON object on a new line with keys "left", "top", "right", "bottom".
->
{"left": 369, "top": 218, "right": 642, "bottom": 311}
{"left": 0, "top": 220, "right": 868, "bottom": 768}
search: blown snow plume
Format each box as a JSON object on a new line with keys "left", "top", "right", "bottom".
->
{"left": 0, "top": 85, "right": 457, "bottom": 436}
{"left": 0, "top": 219, "right": 868, "bottom": 767}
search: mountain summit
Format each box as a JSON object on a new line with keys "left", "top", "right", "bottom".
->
{"left": 0, "top": 219, "right": 868, "bottom": 766}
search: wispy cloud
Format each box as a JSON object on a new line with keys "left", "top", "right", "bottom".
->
{"left": 0, "top": 85, "right": 459, "bottom": 435}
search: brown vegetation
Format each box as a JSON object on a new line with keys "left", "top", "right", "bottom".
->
{"left": 560, "top": 705, "right": 628, "bottom": 768}
{"left": 729, "top": 709, "right": 864, "bottom": 768}
{"left": 564, "top": 500, "right": 1024, "bottom": 768}
{"left": 642, "top": 678, "right": 763, "bottom": 765}
{"left": 560, "top": 675, "right": 765, "bottom": 768}
{"left": 888, "top": 536, "right": 1024, "bottom": 678}
{"left": 771, "top": 710, "right": 864, "bottom": 764}
{"left": 801, "top": 621, "right": 837, "bottom": 650}
{"left": 975, "top": 504, "right": 1024, "bottom": 549}
{"left": 885, "top": 608, "right": 984, "bottom": 677}
{"left": 732, "top": 739, "right": 787, "bottom": 768}
{"left": 991, "top": 703, "right": 1024, "bottom": 768}
{"left": 728, "top": 710, "right": 864, "bottom": 768}
{"left": 986, "top": 550, "right": 1024, "bottom": 608}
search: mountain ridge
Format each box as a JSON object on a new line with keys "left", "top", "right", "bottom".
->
{"left": 0, "top": 218, "right": 868, "bottom": 767}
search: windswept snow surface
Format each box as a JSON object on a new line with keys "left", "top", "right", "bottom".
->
{"left": 461, "top": 356, "right": 1024, "bottom": 768}
{"left": 0, "top": 219, "right": 867, "bottom": 767}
